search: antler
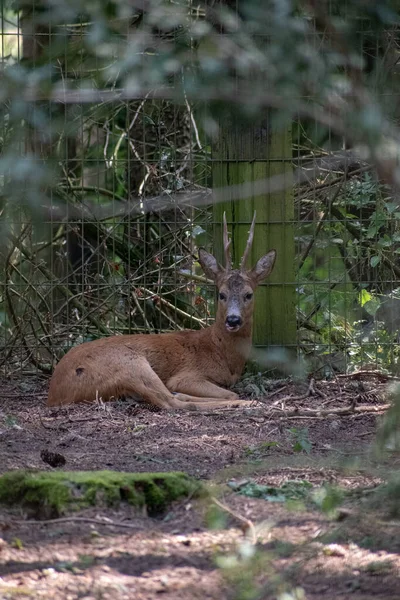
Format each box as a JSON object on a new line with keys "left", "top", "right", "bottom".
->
{"left": 223, "top": 212, "right": 232, "bottom": 271}
{"left": 240, "top": 211, "right": 257, "bottom": 271}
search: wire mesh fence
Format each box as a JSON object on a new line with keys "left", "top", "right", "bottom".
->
{"left": 1, "top": 2, "right": 400, "bottom": 379}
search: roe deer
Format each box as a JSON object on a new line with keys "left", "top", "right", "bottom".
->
{"left": 47, "top": 213, "right": 276, "bottom": 410}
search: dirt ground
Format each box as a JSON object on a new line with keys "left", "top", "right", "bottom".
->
{"left": 0, "top": 374, "right": 399, "bottom": 600}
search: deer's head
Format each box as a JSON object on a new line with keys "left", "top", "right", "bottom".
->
{"left": 198, "top": 213, "right": 276, "bottom": 333}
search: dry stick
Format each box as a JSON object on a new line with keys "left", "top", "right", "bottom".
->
{"left": 298, "top": 211, "right": 327, "bottom": 272}
{"left": 12, "top": 230, "right": 66, "bottom": 272}
{"left": 267, "top": 385, "right": 288, "bottom": 400}
{"left": 11, "top": 261, "right": 53, "bottom": 318}
{"left": 212, "top": 497, "right": 257, "bottom": 544}
{"left": 60, "top": 184, "right": 127, "bottom": 204}
{"left": 156, "top": 216, "right": 196, "bottom": 260}
{"left": 14, "top": 516, "right": 144, "bottom": 530}
{"left": 265, "top": 404, "right": 390, "bottom": 418}
{"left": 141, "top": 287, "right": 206, "bottom": 326}
{"left": 131, "top": 291, "right": 152, "bottom": 332}
{"left": 337, "top": 370, "right": 400, "bottom": 382}
{"left": 298, "top": 170, "right": 348, "bottom": 272}
{"left": 153, "top": 303, "right": 185, "bottom": 331}
{"left": 39, "top": 413, "right": 106, "bottom": 430}
{"left": 5, "top": 230, "right": 51, "bottom": 373}
{"left": 309, "top": 377, "right": 327, "bottom": 399}
{"left": 51, "top": 284, "right": 117, "bottom": 324}
{"left": 295, "top": 164, "right": 371, "bottom": 196}
{"left": 196, "top": 404, "right": 390, "bottom": 418}
{"left": 274, "top": 377, "right": 326, "bottom": 404}
{"left": 8, "top": 233, "right": 110, "bottom": 336}
{"left": 38, "top": 413, "right": 68, "bottom": 431}
{"left": 179, "top": 270, "right": 211, "bottom": 285}
{"left": 0, "top": 392, "right": 45, "bottom": 398}
{"left": 0, "top": 330, "right": 19, "bottom": 368}
{"left": 7, "top": 284, "right": 55, "bottom": 363}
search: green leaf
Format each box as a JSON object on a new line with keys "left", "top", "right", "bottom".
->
{"left": 234, "top": 480, "right": 313, "bottom": 503}
{"left": 293, "top": 440, "right": 312, "bottom": 454}
{"left": 312, "top": 485, "right": 343, "bottom": 515}
{"left": 359, "top": 289, "right": 372, "bottom": 307}
{"left": 363, "top": 298, "right": 381, "bottom": 317}
{"left": 370, "top": 256, "right": 380, "bottom": 268}
{"left": 385, "top": 202, "right": 400, "bottom": 214}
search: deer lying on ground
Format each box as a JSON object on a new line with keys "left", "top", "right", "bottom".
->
{"left": 47, "top": 214, "right": 276, "bottom": 410}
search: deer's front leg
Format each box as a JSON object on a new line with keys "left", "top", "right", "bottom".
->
{"left": 167, "top": 374, "right": 239, "bottom": 401}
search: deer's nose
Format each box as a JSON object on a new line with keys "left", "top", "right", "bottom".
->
{"left": 226, "top": 315, "right": 242, "bottom": 328}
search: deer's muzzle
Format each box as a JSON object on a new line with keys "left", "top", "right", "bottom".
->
{"left": 225, "top": 315, "right": 243, "bottom": 332}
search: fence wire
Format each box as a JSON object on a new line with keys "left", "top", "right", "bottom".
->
{"left": 1, "top": 4, "right": 400, "bottom": 379}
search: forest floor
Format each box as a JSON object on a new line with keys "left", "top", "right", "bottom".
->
{"left": 0, "top": 373, "right": 399, "bottom": 600}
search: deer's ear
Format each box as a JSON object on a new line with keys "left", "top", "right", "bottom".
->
{"left": 198, "top": 249, "right": 223, "bottom": 281}
{"left": 250, "top": 250, "right": 276, "bottom": 284}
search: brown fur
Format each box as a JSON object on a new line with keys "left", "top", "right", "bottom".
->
{"left": 47, "top": 233, "right": 276, "bottom": 411}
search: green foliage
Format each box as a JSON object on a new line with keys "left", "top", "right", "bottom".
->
{"left": 288, "top": 428, "right": 312, "bottom": 454}
{"left": 312, "top": 485, "right": 344, "bottom": 517}
{"left": 216, "top": 543, "right": 275, "bottom": 600}
{"left": 297, "top": 164, "right": 400, "bottom": 374}
{"left": 11, "top": 537, "right": 24, "bottom": 550}
{"left": 243, "top": 441, "right": 280, "bottom": 460}
{"left": 216, "top": 538, "right": 306, "bottom": 600}
{"left": 228, "top": 479, "right": 313, "bottom": 504}
{"left": 206, "top": 503, "right": 229, "bottom": 530}
{"left": 229, "top": 478, "right": 347, "bottom": 519}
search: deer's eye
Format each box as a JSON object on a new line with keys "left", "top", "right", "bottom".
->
{"left": 244, "top": 292, "right": 253, "bottom": 301}
{"left": 219, "top": 292, "right": 227, "bottom": 301}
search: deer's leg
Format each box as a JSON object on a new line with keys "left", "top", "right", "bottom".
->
{"left": 166, "top": 374, "right": 240, "bottom": 401}
{"left": 173, "top": 392, "right": 242, "bottom": 406}
{"left": 120, "top": 360, "right": 193, "bottom": 410}
{"left": 122, "top": 360, "right": 239, "bottom": 410}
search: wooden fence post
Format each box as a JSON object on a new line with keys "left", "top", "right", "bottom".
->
{"left": 212, "top": 117, "right": 296, "bottom": 348}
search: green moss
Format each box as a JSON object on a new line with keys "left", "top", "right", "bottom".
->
{"left": 0, "top": 470, "right": 201, "bottom": 519}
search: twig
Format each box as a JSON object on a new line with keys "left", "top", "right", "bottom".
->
{"left": 7, "top": 284, "right": 56, "bottom": 364}
{"left": 38, "top": 413, "right": 68, "bottom": 432}
{"left": 8, "top": 233, "right": 111, "bottom": 337}
{"left": 0, "top": 392, "right": 45, "bottom": 398}
{"left": 141, "top": 286, "right": 206, "bottom": 325}
{"left": 268, "top": 404, "right": 390, "bottom": 417}
{"left": 195, "top": 403, "right": 390, "bottom": 418}
{"left": 212, "top": 497, "right": 256, "bottom": 544}
{"left": 298, "top": 171, "right": 348, "bottom": 271}
{"left": 267, "top": 385, "right": 288, "bottom": 399}
{"left": 131, "top": 290, "right": 152, "bottom": 332}
{"left": 68, "top": 415, "right": 106, "bottom": 424}
{"left": 337, "top": 370, "right": 400, "bottom": 382}
{"left": 5, "top": 228, "right": 52, "bottom": 373}
{"left": 275, "top": 378, "right": 326, "bottom": 403}
{"left": 14, "top": 516, "right": 144, "bottom": 530}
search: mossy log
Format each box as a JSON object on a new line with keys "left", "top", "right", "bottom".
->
{"left": 0, "top": 470, "right": 201, "bottom": 519}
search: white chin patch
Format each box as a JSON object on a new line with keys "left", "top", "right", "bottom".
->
{"left": 225, "top": 324, "right": 240, "bottom": 332}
